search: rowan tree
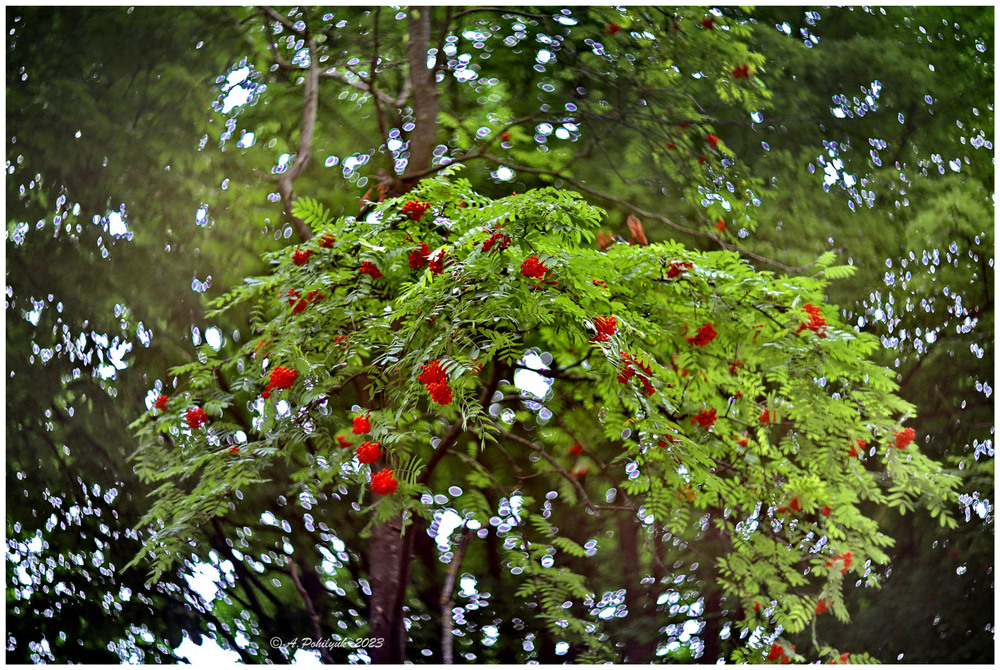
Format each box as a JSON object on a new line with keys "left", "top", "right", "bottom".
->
{"left": 8, "top": 5, "right": 989, "bottom": 664}
{"left": 129, "top": 172, "right": 958, "bottom": 663}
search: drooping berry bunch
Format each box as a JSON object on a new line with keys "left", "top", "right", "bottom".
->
{"left": 292, "top": 248, "right": 313, "bottom": 266}
{"left": 617, "top": 351, "right": 655, "bottom": 396}
{"left": 287, "top": 289, "right": 323, "bottom": 314}
{"left": 155, "top": 394, "right": 169, "bottom": 411}
{"left": 666, "top": 259, "right": 694, "bottom": 279}
{"left": 318, "top": 233, "right": 335, "bottom": 248}
{"left": 428, "top": 250, "right": 447, "bottom": 275}
{"left": 590, "top": 315, "right": 617, "bottom": 343}
{"left": 408, "top": 242, "right": 430, "bottom": 269}
{"left": 777, "top": 496, "right": 802, "bottom": 514}
{"left": 686, "top": 322, "right": 717, "bottom": 346}
{"left": 825, "top": 550, "right": 853, "bottom": 574}
{"left": 353, "top": 413, "right": 371, "bottom": 435}
{"left": 371, "top": 468, "right": 399, "bottom": 495}
{"left": 402, "top": 200, "right": 430, "bottom": 221}
{"left": 356, "top": 441, "right": 383, "bottom": 464}
{"left": 186, "top": 407, "right": 209, "bottom": 429}
{"left": 360, "top": 261, "right": 383, "bottom": 279}
{"left": 691, "top": 407, "right": 717, "bottom": 429}
{"left": 262, "top": 365, "right": 297, "bottom": 399}
{"left": 894, "top": 427, "right": 915, "bottom": 449}
{"left": 848, "top": 438, "right": 867, "bottom": 457}
{"left": 767, "top": 642, "right": 794, "bottom": 664}
{"left": 482, "top": 228, "right": 511, "bottom": 253}
{"left": 520, "top": 254, "right": 548, "bottom": 279}
{"left": 418, "top": 359, "right": 453, "bottom": 405}
{"left": 796, "top": 302, "right": 828, "bottom": 337}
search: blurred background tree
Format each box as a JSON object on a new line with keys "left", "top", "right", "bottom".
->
{"left": 6, "top": 5, "right": 992, "bottom": 663}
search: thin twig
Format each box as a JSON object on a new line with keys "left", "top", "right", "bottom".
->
{"left": 289, "top": 557, "right": 335, "bottom": 663}
{"left": 440, "top": 529, "right": 472, "bottom": 664}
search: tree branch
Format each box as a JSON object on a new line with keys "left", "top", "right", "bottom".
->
{"left": 440, "top": 529, "right": 472, "bottom": 664}
{"left": 401, "top": 7, "right": 439, "bottom": 183}
{"left": 289, "top": 557, "right": 335, "bottom": 663}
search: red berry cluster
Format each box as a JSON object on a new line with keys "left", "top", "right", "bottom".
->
{"left": 371, "top": 468, "right": 399, "bottom": 495}
{"left": 318, "top": 233, "right": 336, "bottom": 248}
{"left": 686, "top": 322, "right": 718, "bottom": 347}
{"left": 569, "top": 443, "right": 583, "bottom": 455}
{"left": 777, "top": 496, "right": 802, "bottom": 514}
{"left": 767, "top": 642, "right": 793, "bottom": 664}
{"left": 590, "top": 315, "right": 617, "bottom": 343}
{"left": 520, "top": 254, "right": 548, "bottom": 279}
{"left": 691, "top": 407, "right": 717, "bottom": 429}
{"left": 894, "top": 427, "right": 915, "bottom": 449}
{"left": 293, "top": 248, "right": 313, "bottom": 266}
{"left": 848, "top": 438, "right": 867, "bottom": 457}
{"left": 666, "top": 260, "right": 693, "bottom": 279}
{"left": 227, "top": 446, "right": 240, "bottom": 454}
{"left": 657, "top": 434, "right": 677, "bottom": 448}
{"left": 733, "top": 63, "right": 751, "bottom": 79}
{"left": 402, "top": 200, "right": 430, "bottom": 221}
{"left": 482, "top": 228, "right": 511, "bottom": 253}
{"left": 262, "top": 365, "right": 297, "bottom": 399}
{"left": 353, "top": 413, "right": 371, "bottom": 435}
{"left": 356, "top": 441, "right": 383, "bottom": 464}
{"left": 155, "top": 394, "right": 169, "bottom": 411}
{"left": 796, "top": 302, "right": 828, "bottom": 337}
{"left": 825, "top": 550, "right": 853, "bottom": 574}
{"left": 605, "top": 22, "right": 621, "bottom": 35}
{"left": 617, "top": 352, "right": 655, "bottom": 396}
{"left": 287, "top": 289, "right": 323, "bottom": 314}
{"left": 701, "top": 16, "right": 715, "bottom": 29}
{"left": 428, "top": 250, "right": 447, "bottom": 275}
{"left": 759, "top": 408, "right": 772, "bottom": 423}
{"left": 409, "top": 242, "right": 430, "bottom": 269}
{"left": 360, "top": 261, "right": 383, "bottom": 279}
{"left": 186, "top": 407, "right": 209, "bottom": 429}
{"left": 706, "top": 134, "right": 720, "bottom": 149}
{"left": 418, "top": 359, "right": 453, "bottom": 405}
{"left": 728, "top": 359, "right": 742, "bottom": 375}
{"left": 344, "top": 414, "right": 400, "bottom": 496}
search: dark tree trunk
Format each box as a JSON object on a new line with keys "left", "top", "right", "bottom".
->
{"left": 619, "top": 511, "right": 657, "bottom": 663}
{"left": 402, "top": 6, "right": 439, "bottom": 185}
{"left": 369, "top": 514, "right": 411, "bottom": 663}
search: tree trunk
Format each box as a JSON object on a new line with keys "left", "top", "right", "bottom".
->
{"left": 619, "top": 511, "right": 657, "bottom": 663}
{"left": 402, "top": 6, "right": 439, "bottom": 185}
{"left": 369, "top": 514, "right": 410, "bottom": 663}
{"left": 368, "top": 11, "right": 440, "bottom": 656}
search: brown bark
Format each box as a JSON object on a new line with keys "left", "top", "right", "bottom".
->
{"left": 369, "top": 514, "right": 411, "bottom": 663}
{"left": 367, "top": 12, "right": 444, "bottom": 654}
{"left": 619, "top": 511, "right": 657, "bottom": 663}
{"left": 401, "top": 6, "right": 439, "bottom": 186}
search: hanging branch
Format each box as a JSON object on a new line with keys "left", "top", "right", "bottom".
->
{"left": 401, "top": 7, "right": 439, "bottom": 186}
{"left": 289, "top": 556, "right": 335, "bottom": 664}
{"left": 439, "top": 529, "right": 472, "bottom": 664}
{"left": 258, "top": 7, "right": 319, "bottom": 241}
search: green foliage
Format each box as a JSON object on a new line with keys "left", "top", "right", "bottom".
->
{"left": 131, "top": 176, "right": 958, "bottom": 660}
